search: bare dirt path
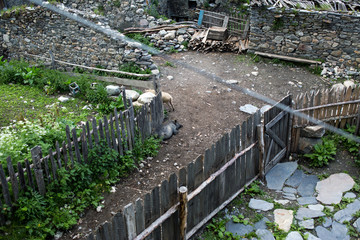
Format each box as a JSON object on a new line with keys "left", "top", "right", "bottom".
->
{"left": 63, "top": 51, "right": 329, "bottom": 239}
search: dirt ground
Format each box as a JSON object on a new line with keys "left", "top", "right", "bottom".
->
{"left": 62, "top": 51, "right": 330, "bottom": 239}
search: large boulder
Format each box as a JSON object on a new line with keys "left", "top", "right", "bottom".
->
{"left": 300, "top": 125, "right": 325, "bottom": 138}
{"left": 137, "top": 92, "right": 155, "bottom": 104}
{"left": 125, "top": 90, "right": 140, "bottom": 101}
{"left": 106, "top": 85, "right": 121, "bottom": 96}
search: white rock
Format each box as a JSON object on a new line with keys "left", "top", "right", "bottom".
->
{"left": 251, "top": 71, "right": 259, "bottom": 76}
{"left": 225, "top": 80, "right": 239, "bottom": 84}
{"left": 137, "top": 92, "right": 155, "bottom": 104}
{"left": 152, "top": 69, "right": 160, "bottom": 75}
{"left": 275, "top": 199, "right": 290, "bottom": 205}
{"left": 316, "top": 173, "right": 355, "bottom": 205}
{"left": 343, "top": 80, "right": 356, "bottom": 89}
{"left": 82, "top": 105, "right": 91, "bottom": 110}
{"left": 110, "top": 186, "right": 116, "bottom": 193}
{"left": 96, "top": 206, "right": 102, "bottom": 212}
{"left": 240, "top": 104, "right": 259, "bottom": 114}
{"left": 159, "top": 30, "right": 167, "bottom": 37}
{"left": 125, "top": 90, "right": 140, "bottom": 101}
{"left": 177, "top": 35, "right": 185, "bottom": 43}
{"left": 58, "top": 96, "right": 70, "bottom": 102}
{"left": 308, "top": 204, "right": 324, "bottom": 211}
{"left": 260, "top": 105, "right": 272, "bottom": 114}
{"left": 274, "top": 209, "right": 293, "bottom": 232}
{"left": 163, "top": 31, "right": 176, "bottom": 40}
{"left": 249, "top": 199, "right": 274, "bottom": 211}
{"left": 106, "top": 85, "right": 121, "bottom": 96}
{"left": 285, "top": 231, "right": 303, "bottom": 240}
{"left": 167, "top": 75, "right": 174, "bottom": 80}
{"left": 299, "top": 219, "right": 314, "bottom": 229}
{"left": 132, "top": 101, "right": 144, "bottom": 107}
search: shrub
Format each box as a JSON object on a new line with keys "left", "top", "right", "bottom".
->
{"left": 304, "top": 137, "right": 337, "bottom": 167}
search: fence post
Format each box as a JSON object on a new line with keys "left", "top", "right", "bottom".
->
{"left": 121, "top": 86, "right": 128, "bottom": 110}
{"left": 257, "top": 123, "right": 265, "bottom": 180}
{"left": 179, "top": 186, "right": 188, "bottom": 240}
{"left": 31, "top": 146, "right": 46, "bottom": 196}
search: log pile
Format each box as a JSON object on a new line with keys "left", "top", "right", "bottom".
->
{"left": 188, "top": 29, "right": 248, "bottom": 53}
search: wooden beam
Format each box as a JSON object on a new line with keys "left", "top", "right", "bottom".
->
{"left": 254, "top": 51, "right": 322, "bottom": 65}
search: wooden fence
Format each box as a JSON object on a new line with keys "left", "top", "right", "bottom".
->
{"left": 196, "top": 9, "right": 250, "bottom": 39}
{"left": 0, "top": 88, "right": 164, "bottom": 222}
{"left": 85, "top": 109, "right": 264, "bottom": 240}
{"left": 291, "top": 85, "right": 360, "bottom": 151}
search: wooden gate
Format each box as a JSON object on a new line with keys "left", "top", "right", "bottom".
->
{"left": 262, "top": 95, "right": 293, "bottom": 175}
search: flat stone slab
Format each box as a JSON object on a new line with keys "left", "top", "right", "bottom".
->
{"left": 256, "top": 229, "right": 275, "bottom": 240}
{"left": 308, "top": 204, "right": 324, "bottom": 211}
{"left": 331, "top": 221, "right": 349, "bottom": 240}
{"left": 255, "top": 217, "right": 270, "bottom": 230}
{"left": 283, "top": 193, "right": 297, "bottom": 201}
{"left": 344, "top": 192, "right": 356, "bottom": 199}
{"left": 266, "top": 162, "right": 298, "bottom": 190}
{"left": 322, "top": 217, "right": 332, "bottom": 228}
{"left": 353, "top": 218, "right": 360, "bottom": 232}
{"left": 226, "top": 221, "right": 254, "bottom": 237}
{"left": 297, "top": 197, "right": 317, "bottom": 205}
{"left": 315, "top": 226, "right": 337, "bottom": 240}
{"left": 333, "top": 199, "right": 360, "bottom": 223}
{"left": 283, "top": 187, "right": 297, "bottom": 194}
{"left": 274, "top": 209, "right": 293, "bottom": 232}
{"left": 275, "top": 199, "right": 290, "bottom": 205}
{"left": 304, "top": 232, "right": 321, "bottom": 240}
{"left": 285, "top": 170, "right": 304, "bottom": 188}
{"left": 285, "top": 231, "right": 303, "bottom": 240}
{"left": 297, "top": 175, "right": 318, "bottom": 197}
{"left": 249, "top": 199, "right": 274, "bottom": 211}
{"left": 316, "top": 173, "right": 355, "bottom": 205}
{"left": 295, "top": 208, "right": 325, "bottom": 220}
{"left": 299, "top": 219, "right": 314, "bottom": 229}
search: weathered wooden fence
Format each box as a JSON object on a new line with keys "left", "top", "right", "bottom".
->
{"left": 86, "top": 107, "right": 269, "bottom": 240}
{"left": 0, "top": 89, "right": 164, "bottom": 221}
{"left": 196, "top": 9, "right": 250, "bottom": 39}
{"left": 291, "top": 85, "right": 360, "bottom": 152}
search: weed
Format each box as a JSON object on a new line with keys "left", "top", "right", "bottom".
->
{"left": 266, "top": 221, "right": 288, "bottom": 239}
{"left": 244, "top": 181, "right": 264, "bottom": 197}
{"left": 232, "top": 214, "right": 249, "bottom": 225}
{"left": 304, "top": 137, "right": 336, "bottom": 167}
{"left": 163, "top": 61, "right": 176, "bottom": 68}
{"left": 113, "top": 0, "right": 121, "bottom": 8}
{"left": 181, "top": 41, "right": 189, "bottom": 49}
{"left": 271, "top": 18, "right": 284, "bottom": 31}
{"left": 125, "top": 33, "right": 152, "bottom": 46}
{"left": 323, "top": 206, "right": 334, "bottom": 218}
{"left": 317, "top": 173, "right": 329, "bottom": 180}
{"left": 254, "top": 213, "right": 263, "bottom": 223}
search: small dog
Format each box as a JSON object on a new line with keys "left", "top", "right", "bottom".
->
{"left": 145, "top": 89, "right": 175, "bottom": 111}
{"left": 155, "top": 120, "right": 182, "bottom": 140}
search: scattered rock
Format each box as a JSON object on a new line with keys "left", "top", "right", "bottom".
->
{"left": 58, "top": 96, "right": 70, "bottom": 102}
{"left": 274, "top": 209, "right": 293, "bottom": 232}
{"left": 300, "top": 125, "right": 325, "bottom": 138}
{"left": 295, "top": 208, "right": 325, "bottom": 220}
{"left": 283, "top": 187, "right": 297, "bottom": 194}
{"left": 274, "top": 199, "right": 290, "bottom": 205}
{"left": 256, "top": 229, "right": 275, "bottom": 240}
{"left": 96, "top": 206, "right": 102, "bottom": 212}
{"left": 226, "top": 222, "right": 254, "bottom": 237}
{"left": 249, "top": 199, "right": 274, "bottom": 211}
{"left": 353, "top": 218, "right": 360, "bottom": 232}
{"left": 254, "top": 217, "right": 270, "bottom": 230}
{"left": 322, "top": 217, "right": 332, "bottom": 228}
{"left": 266, "top": 162, "right": 298, "bottom": 190}
{"left": 315, "top": 226, "right": 337, "bottom": 240}
{"left": 285, "top": 170, "right": 304, "bottom": 188}
{"left": 297, "top": 197, "right": 318, "bottom": 205}
{"left": 304, "top": 232, "right": 320, "bottom": 240}
{"left": 316, "top": 173, "right": 355, "bottom": 204}
{"left": 331, "top": 221, "right": 349, "bottom": 240}
{"left": 285, "top": 231, "right": 303, "bottom": 240}
{"left": 239, "top": 104, "right": 259, "bottom": 114}
{"left": 251, "top": 71, "right": 259, "bottom": 76}
{"left": 125, "top": 89, "right": 140, "bottom": 101}
{"left": 308, "top": 204, "right": 324, "bottom": 211}
{"left": 299, "top": 219, "right": 314, "bottom": 229}
{"left": 106, "top": 85, "right": 121, "bottom": 96}
{"left": 167, "top": 75, "right": 174, "bottom": 80}
{"left": 333, "top": 199, "right": 360, "bottom": 223}
{"left": 343, "top": 192, "right": 356, "bottom": 199}
{"left": 298, "top": 137, "right": 322, "bottom": 154}
{"left": 137, "top": 92, "right": 155, "bottom": 104}
{"left": 132, "top": 101, "right": 143, "bottom": 107}
{"left": 283, "top": 193, "right": 297, "bottom": 201}
{"left": 225, "top": 80, "right": 239, "bottom": 84}
{"left": 297, "top": 175, "right": 318, "bottom": 197}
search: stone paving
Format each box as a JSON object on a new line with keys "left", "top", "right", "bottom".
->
{"left": 225, "top": 162, "right": 360, "bottom": 239}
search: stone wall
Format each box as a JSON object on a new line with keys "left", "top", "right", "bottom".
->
{"left": 249, "top": 6, "right": 360, "bottom": 70}
{"left": 0, "top": 6, "right": 156, "bottom": 71}
{"left": 3, "top": 0, "right": 26, "bottom": 9}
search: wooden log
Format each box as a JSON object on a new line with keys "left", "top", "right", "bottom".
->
{"left": 0, "top": 164, "right": 12, "bottom": 207}
{"left": 66, "top": 125, "right": 75, "bottom": 167}
{"left": 254, "top": 51, "right": 322, "bottom": 65}
{"left": 179, "top": 167, "right": 187, "bottom": 187}
{"left": 31, "top": 146, "right": 46, "bottom": 195}
{"left": 17, "top": 162, "right": 26, "bottom": 191}
{"left": 124, "top": 203, "right": 137, "bottom": 240}
{"left": 6, "top": 157, "right": 19, "bottom": 201}
{"left": 257, "top": 124, "right": 265, "bottom": 180}
{"left": 72, "top": 128, "right": 82, "bottom": 163}
{"left": 179, "top": 186, "right": 188, "bottom": 240}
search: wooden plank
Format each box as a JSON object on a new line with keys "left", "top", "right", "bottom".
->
{"left": 179, "top": 167, "right": 187, "bottom": 188}
{"left": 125, "top": 111, "right": 133, "bottom": 150}
{"left": 0, "top": 164, "right": 12, "bottom": 207}
{"left": 92, "top": 118, "right": 100, "bottom": 146}
{"left": 194, "top": 156, "right": 204, "bottom": 227}
{"left": 230, "top": 128, "right": 236, "bottom": 157}
{"left": 66, "top": 125, "right": 75, "bottom": 166}
{"left": 87, "top": 121, "right": 93, "bottom": 150}
{"left": 112, "top": 212, "right": 127, "bottom": 240}
{"left": 255, "top": 51, "right": 322, "bottom": 65}
{"left": 135, "top": 198, "right": 145, "bottom": 235}
{"left": 17, "top": 162, "right": 26, "bottom": 191}
{"left": 119, "top": 111, "right": 128, "bottom": 152}
{"left": 49, "top": 149, "right": 57, "bottom": 181}
{"left": 160, "top": 180, "right": 171, "bottom": 240}
{"left": 31, "top": 146, "right": 46, "bottom": 195}
{"left": 25, "top": 159, "right": 35, "bottom": 190}
{"left": 198, "top": 10, "right": 204, "bottom": 26}
{"left": 99, "top": 119, "right": 105, "bottom": 141}
{"left": 241, "top": 120, "right": 246, "bottom": 151}
{"left": 81, "top": 126, "right": 89, "bottom": 163}
{"left": 265, "top": 148, "right": 287, "bottom": 173}
{"left": 124, "top": 203, "right": 137, "bottom": 240}
{"left": 104, "top": 115, "right": 112, "bottom": 148}
{"left": 114, "top": 109, "right": 124, "bottom": 155}
{"left": 62, "top": 141, "right": 69, "bottom": 168}
{"left": 109, "top": 114, "right": 118, "bottom": 151}
{"left": 187, "top": 162, "right": 195, "bottom": 192}
{"left": 340, "top": 87, "right": 353, "bottom": 128}
{"left": 144, "top": 193, "right": 152, "bottom": 228}
{"left": 222, "top": 16, "right": 229, "bottom": 28}
{"left": 6, "top": 157, "right": 19, "bottom": 201}
{"left": 72, "top": 128, "right": 82, "bottom": 163}
{"left": 179, "top": 187, "right": 188, "bottom": 240}
{"left": 43, "top": 156, "right": 51, "bottom": 183}
{"left": 55, "top": 141, "right": 62, "bottom": 169}
{"left": 151, "top": 186, "right": 161, "bottom": 239}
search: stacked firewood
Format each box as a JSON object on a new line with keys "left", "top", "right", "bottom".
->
{"left": 188, "top": 29, "right": 248, "bottom": 53}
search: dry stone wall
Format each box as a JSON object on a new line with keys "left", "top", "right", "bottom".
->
{"left": 0, "top": 6, "right": 156, "bottom": 72}
{"left": 249, "top": 6, "right": 360, "bottom": 73}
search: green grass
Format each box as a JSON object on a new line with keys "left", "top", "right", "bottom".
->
{"left": 0, "top": 84, "right": 92, "bottom": 128}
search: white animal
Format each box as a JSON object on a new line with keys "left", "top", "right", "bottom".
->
{"left": 145, "top": 89, "right": 175, "bottom": 111}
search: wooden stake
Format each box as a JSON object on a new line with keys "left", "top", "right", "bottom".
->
{"left": 179, "top": 186, "right": 188, "bottom": 240}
